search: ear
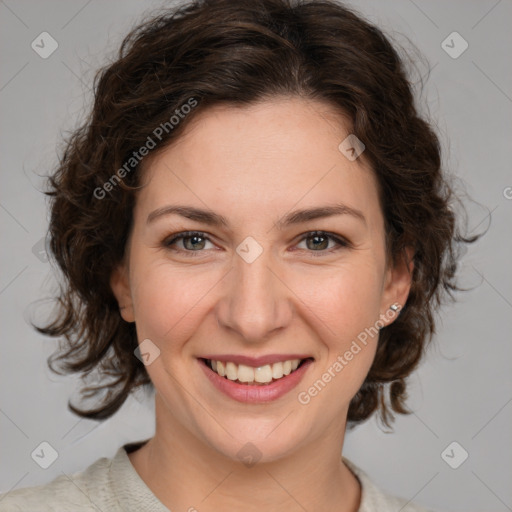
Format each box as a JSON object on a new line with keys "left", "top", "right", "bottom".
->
{"left": 379, "top": 246, "right": 414, "bottom": 327}
{"left": 110, "top": 262, "right": 135, "bottom": 323}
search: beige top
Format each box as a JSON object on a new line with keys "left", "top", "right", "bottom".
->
{"left": 0, "top": 440, "right": 434, "bottom": 511}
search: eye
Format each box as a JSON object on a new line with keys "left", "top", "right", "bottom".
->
{"left": 163, "top": 230, "right": 350, "bottom": 258}
{"left": 295, "top": 230, "right": 350, "bottom": 256}
{"left": 164, "top": 231, "right": 215, "bottom": 256}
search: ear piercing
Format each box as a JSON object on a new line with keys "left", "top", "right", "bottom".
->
{"left": 390, "top": 303, "right": 400, "bottom": 312}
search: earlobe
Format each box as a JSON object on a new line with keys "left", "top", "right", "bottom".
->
{"left": 380, "top": 246, "right": 414, "bottom": 327}
{"left": 110, "top": 263, "right": 135, "bottom": 323}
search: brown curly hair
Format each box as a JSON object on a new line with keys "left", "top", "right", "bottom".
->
{"left": 36, "top": 0, "right": 475, "bottom": 427}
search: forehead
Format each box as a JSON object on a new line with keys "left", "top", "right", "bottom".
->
{"left": 135, "top": 98, "right": 382, "bottom": 227}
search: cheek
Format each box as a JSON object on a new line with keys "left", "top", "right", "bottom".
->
{"left": 130, "top": 244, "right": 385, "bottom": 351}
{"left": 294, "top": 261, "right": 382, "bottom": 384}
{"left": 295, "top": 259, "right": 384, "bottom": 338}
{"left": 293, "top": 266, "right": 382, "bottom": 418}
{"left": 131, "top": 260, "right": 213, "bottom": 344}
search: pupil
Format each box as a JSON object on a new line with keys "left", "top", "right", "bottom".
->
{"left": 309, "top": 235, "right": 327, "bottom": 250}
{"left": 186, "top": 235, "right": 204, "bottom": 250}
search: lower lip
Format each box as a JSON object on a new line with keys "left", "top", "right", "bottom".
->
{"left": 198, "top": 358, "right": 313, "bottom": 403}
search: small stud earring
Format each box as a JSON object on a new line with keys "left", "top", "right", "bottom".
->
{"left": 390, "top": 303, "right": 400, "bottom": 312}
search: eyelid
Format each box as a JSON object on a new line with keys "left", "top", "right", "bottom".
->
{"left": 293, "top": 230, "right": 351, "bottom": 253}
{"left": 163, "top": 230, "right": 351, "bottom": 256}
{"left": 163, "top": 231, "right": 217, "bottom": 255}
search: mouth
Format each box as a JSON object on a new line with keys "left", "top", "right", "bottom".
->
{"left": 200, "top": 357, "right": 313, "bottom": 386}
{"left": 198, "top": 355, "right": 314, "bottom": 403}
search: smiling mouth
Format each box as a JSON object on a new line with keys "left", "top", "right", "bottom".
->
{"left": 200, "top": 358, "right": 314, "bottom": 386}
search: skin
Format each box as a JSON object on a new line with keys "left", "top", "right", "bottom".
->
{"left": 110, "top": 97, "right": 413, "bottom": 512}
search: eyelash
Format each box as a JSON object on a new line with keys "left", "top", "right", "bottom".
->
{"left": 163, "top": 230, "right": 350, "bottom": 258}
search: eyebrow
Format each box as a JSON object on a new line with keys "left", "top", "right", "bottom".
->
{"left": 146, "top": 203, "right": 366, "bottom": 228}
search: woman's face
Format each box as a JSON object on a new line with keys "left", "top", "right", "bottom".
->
{"left": 111, "top": 97, "right": 412, "bottom": 463}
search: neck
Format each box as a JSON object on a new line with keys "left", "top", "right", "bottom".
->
{"left": 128, "top": 395, "right": 361, "bottom": 512}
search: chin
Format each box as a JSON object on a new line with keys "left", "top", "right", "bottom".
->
{"left": 186, "top": 406, "right": 322, "bottom": 467}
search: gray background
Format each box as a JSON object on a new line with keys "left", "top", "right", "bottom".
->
{"left": 1, "top": 1, "right": 511, "bottom": 511}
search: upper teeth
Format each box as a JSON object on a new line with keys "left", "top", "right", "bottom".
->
{"left": 210, "top": 359, "right": 301, "bottom": 384}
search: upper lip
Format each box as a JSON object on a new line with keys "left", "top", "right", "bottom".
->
{"left": 200, "top": 354, "right": 313, "bottom": 367}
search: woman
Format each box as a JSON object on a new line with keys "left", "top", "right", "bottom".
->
{"left": 0, "top": 0, "right": 475, "bottom": 510}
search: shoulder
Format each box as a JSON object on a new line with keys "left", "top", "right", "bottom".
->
{"left": 343, "top": 457, "right": 437, "bottom": 512}
{"left": 0, "top": 440, "right": 165, "bottom": 512}
{"left": 0, "top": 450, "right": 116, "bottom": 512}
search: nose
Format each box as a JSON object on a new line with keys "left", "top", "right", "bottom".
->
{"left": 216, "top": 247, "right": 293, "bottom": 344}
